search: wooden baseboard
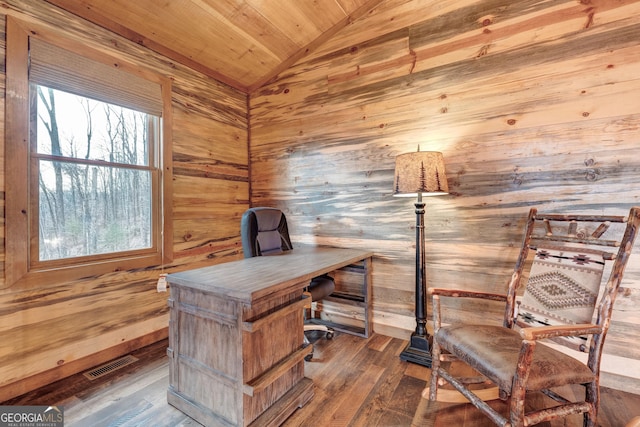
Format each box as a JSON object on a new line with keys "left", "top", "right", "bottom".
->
{"left": 601, "top": 371, "right": 640, "bottom": 395}
{"left": 371, "top": 322, "right": 410, "bottom": 341}
{"left": 0, "top": 327, "right": 168, "bottom": 402}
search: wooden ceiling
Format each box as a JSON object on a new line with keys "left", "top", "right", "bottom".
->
{"left": 45, "top": 0, "right": 385, "bottom": 93}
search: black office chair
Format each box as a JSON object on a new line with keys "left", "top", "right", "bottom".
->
{"left": 240, "top": 207, "right": 335, "bottom": 360}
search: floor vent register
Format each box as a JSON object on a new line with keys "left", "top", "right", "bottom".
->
{"left": 83, "top": 355, "right": 139, "bottom": 381}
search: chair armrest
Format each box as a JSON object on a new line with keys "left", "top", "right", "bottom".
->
{"left": 429, "top": 288, "right": 508, "bottom": 332}
{"left": 518, "top": 323, "right": 603, "bottom": 341}
{"left": 429, "top": 287, "right": 508, "bottom": 302}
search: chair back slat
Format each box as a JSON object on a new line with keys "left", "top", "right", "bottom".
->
{"left": 532, "top": 234, "right": 619, "bottom": 248}
{"left": 535, "top": 213, "right": 627, "bottom": 222}
{"left": 533, "top": 216, "right": 624, "bottom": 247}
{"left": 592, "top": 222, "right": 611, "bottom": 238}
{"left": 535, "top": 214, "right": 625, "bottom": 249}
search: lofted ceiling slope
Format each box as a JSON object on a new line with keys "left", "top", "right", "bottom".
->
{"left": 45, "top": 0, "right": 385, "bottom": 93}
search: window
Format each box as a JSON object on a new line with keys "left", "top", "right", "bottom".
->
{"left": 33, "top": 87, "right": 157, "bottom": 264}
{"left": 5, "top": 18, "right": 173, "bottom": 288}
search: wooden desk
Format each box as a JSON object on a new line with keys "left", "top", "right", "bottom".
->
{"left": 166, "top": 246, "right": 373, "bottom": 427}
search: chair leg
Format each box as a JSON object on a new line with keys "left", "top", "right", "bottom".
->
{"left": 429, "top": 295, "right": 442, "bottom": 401}
{"left": 508, "top": 375, "right": 526, "bottom": 426}
{"left": 584, "top": 381, "right": 599, "bottom": 427}
{"left": 428, "top": 340, "right": 441, "bottom": 401}
{"left": 508, "top": 396, "right": 525, "bottom": 427}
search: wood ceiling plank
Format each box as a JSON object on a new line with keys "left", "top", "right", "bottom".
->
{"left": 77, "top": 0, "right": 274, "bottom": 80}
{"left": 197, "top": 0, "right": 301, "bottom": 60}
{"left": 49, "top": 0, "right": 279, "bottom": 87}
{"left": 245, "top": 0, "right": 329, "bottom": 47}
{"left": 189, "top": 0, "right": 284, "bottom": 62}
{"left": 335, "top": 0, "right": 375, "bottom": 12}
{"left": 44, "top": 0, "right": 249, "bottom": 91}
{"left": 45, "top": 0, "right": 386, "bottom": 92}
{"left": 247, "top": 0, "right": 387, "bottom": 92}
{"left": 294, "top": 0, "right": 352, "bottom": 32}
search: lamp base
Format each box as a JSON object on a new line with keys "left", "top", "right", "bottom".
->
{"left": 399, "top": 332, "right": 432, "bottom": 368}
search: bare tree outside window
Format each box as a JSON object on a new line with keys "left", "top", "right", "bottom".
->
{"left": 34, "top": 86, "right": 155, "bottom": 261}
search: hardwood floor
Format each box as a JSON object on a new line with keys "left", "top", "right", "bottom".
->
{"left": 3, "top": 332, "right": 640, "bottom": 426}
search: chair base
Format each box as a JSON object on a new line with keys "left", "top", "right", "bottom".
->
{"left": 303, "top": 324, "right": 334, "bottom": 361}
{"left": 304, "top": 323, "right": 335, "bottom": 337}
{"left": 399, "top": 332, "right": 432, "bottom": 368}
{"left": 304, "top": 323, "right": 331, "bottom": 332}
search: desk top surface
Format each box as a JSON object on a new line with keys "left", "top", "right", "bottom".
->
{"left": 167, "top": 246, "right": 373, "bottom": 303}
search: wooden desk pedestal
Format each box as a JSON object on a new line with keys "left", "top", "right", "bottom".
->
{"left": 167, "top": 285, "right": 312, "bottom": 426}
{"left": 166, "top": 246, "right": 373, "bottom": 426}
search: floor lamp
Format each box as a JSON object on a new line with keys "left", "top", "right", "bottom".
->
{"left": 393, "top": 149, "right": 449, "bottom": 367}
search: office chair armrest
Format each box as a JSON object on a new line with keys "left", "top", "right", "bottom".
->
{"left": 429, "top": 287, "right": 508, "bottom": 302}
{"left": 518, "top": 323, "right": 602, "bottom": 341}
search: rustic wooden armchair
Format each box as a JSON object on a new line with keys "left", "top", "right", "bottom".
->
{"left": 428, "top": 207, "right": 640, "bottom": 427}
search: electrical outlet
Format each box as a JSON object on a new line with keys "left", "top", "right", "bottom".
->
{"left": 157, "top": 273, "right": 167, "bottom": 292}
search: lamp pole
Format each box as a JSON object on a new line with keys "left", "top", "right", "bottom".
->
{"left": 399, "top": 192, "right": 432, "bottom": 367}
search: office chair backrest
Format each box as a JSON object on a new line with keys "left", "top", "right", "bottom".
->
{"left": 241, "top": 207, "right": 293, "bottom": 258}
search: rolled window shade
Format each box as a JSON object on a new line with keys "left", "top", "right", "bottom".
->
{"left": 29, "top": 37, "right": 163, "bottom": 116}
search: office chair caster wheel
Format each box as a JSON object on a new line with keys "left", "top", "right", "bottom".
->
{"left": 326, "top": 330, "right": 334, "bottom": 339}
{"left": 305, "top": 352, "right": 313, "bottom": 361}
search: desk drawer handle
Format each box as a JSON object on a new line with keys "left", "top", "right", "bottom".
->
{"left": 243, "top": 345, "right": 313, "bottom": 396}
{"left": 242, "top": 295, "right": 309, "bottom": 332}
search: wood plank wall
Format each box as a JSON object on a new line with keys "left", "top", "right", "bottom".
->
{"left": 249, "top": 0, "right": 640, "bottom": 392}
{"left": 0, "top": 0, "right": 248, "bottom": 400}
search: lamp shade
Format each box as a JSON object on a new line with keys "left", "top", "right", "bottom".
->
{"left": 393, "top": 151, "right": 449, "bottom": 197}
